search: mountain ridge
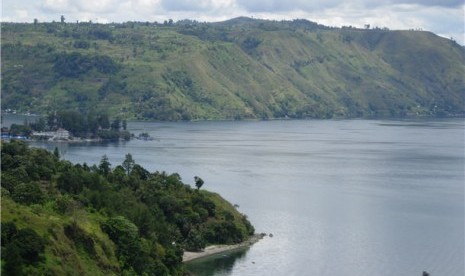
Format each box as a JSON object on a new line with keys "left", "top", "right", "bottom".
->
{"left": 1, "top": 18, "right": 464, "bottom": 120}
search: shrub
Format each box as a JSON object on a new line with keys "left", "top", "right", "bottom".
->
{"left": 11, "top": 182, "right": 44, "bottom": 205}
{"left": 64, "top": 222, "right": 96, "bottom": 256}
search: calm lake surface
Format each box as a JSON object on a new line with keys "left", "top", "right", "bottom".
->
{"left": 8, "top": 117, "right": 464, "bottom": 275}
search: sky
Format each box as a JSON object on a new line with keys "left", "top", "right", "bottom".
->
{"left": 2, "top": 0, "right": 464, "bottom": 44}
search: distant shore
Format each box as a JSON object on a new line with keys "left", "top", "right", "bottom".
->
{"left": 183, "top": 234, "right": 264, "bottom": 263}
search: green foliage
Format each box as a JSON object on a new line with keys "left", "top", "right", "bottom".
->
{"left": 1, "top": 141, "right": 255, "bottom": 275}
{"left": 13, "top": 227, "right": 46, "bottom": 263}
{"left": 1, "top": 222, "right": 46, "bottom": 275}
{"left": 1, "top": 19, "right": 463, "bottom": 119}
{"left": 101, "top": 216, "right": 141, "bottom": 268}
{"left": 73, "top": 40, "right": 90, "bottom": 49}
{"left": 45, "top": 110, "right": 130, "bottom": 139}
{"left": 53, "top": 194, "right": 76, "bottom": 214}
{"left": 11, "top": 182, "right": 44, "bottom": 205}
{"left": 1, "top": 139, "right": 28, "bottom": 157}
{"left": 9, "top": 123, "right": 32, "bottom": 136}
{"left": 194, "top": 176, "right": 204, "bottom": 190}
{"left": 64, "top": 222, "right": 96, "bottom": 256}
{"left": 97, "top": 129, "right": 130, "bottom": 141}
{"left": 99, "top": 155, "right": 111, "bottom": 176}
{"left": 56, "top": 110, "right": 87, "bottom": 135}
{"left": 30, "top": 117, "right": 47, "bottom": 132}
{"left": 53, "top": 147, "right": 60, "bottom": 159}
{"left": 88, "top": 28, "right": 113, "bottom": 40}
{"left": 93, "top": 55, "right": 120, "bottom": 74}
{"left": 53, "top": 52, "right": 93, "bottom": 78}
{"left": 122, "top": 153, "right": 135, "bottom": 175}
{"left": 130, "top": 164, "right": 150, "bottom": 180}
{"left": 184, "top": 228, "right": 206, "bottom": 251}
{"left": 98, "top": 77, "right": 127, "bottom": 99}
{"left": 241, "top": 36, "right": 262, "bottom": 53}
{"left": 57, "top": 166, "right": 85, "bottom": 194}
{"left": 1, "top": 141, "right": 56, "bottom": 199}
{"left": 53, "top": 52, "right": 119, "bottom": 78}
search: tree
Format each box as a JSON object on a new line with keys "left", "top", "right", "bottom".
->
{"left": 33, "top": 18, "right": 38, "bottom": 25}
{"left": 4, "top": 242, "right": 23, "bottom": 275}
{"left": 12, "top": 182, "right": 44, "bottom": 205}
{"left": 185, "top": 228, "right": 206, "bottom": 251}
{"left": 111, "top": 118, "right": 121, "bottom": 131}
{"left": 9, "top": 123, "right": 32, "bottom": 137}
{"left": 57, "top": 169, "right": 84, "bottom": 194}
{"left": 99, "top": 155, "right": 111, "bottom": 176}
{"left": 47, "top": 112, "right": 57, "bottom": 130}
{"left": 1, "top": 222, "right": 18, "bottom": 246}
{"left": 98, "top": 113, "right": 110, "bottom": 129}
{"left": 1, "top": 223, "right": 45, "bottom": 272}
{"left": 194, "top": 176, "right": 204, "bottom": 190}
{"left": 130, "top": 164, "right": 149, "bottom": 180}
{"left": 31, "top": 117, "right": 46, "bottom": 132}
{"left": 53, "top": 52, "right": 93, "bottom": 78}
{"left": 101, "top": 216, "right": 143, "bottom": 272}
{"left": 122, "top": 153, "right": 135, "bottom": 175}
{"left": 60, "top": 15, "right": 65, "bottom": 24}
{"left": 14, "top": 228, "right": 46, "bottom": 263}
{"left": 87, "top": 112, "right": 100, "bottom": 134}
{"left": 53, "top": 147, "right": 60, "bottom": 159}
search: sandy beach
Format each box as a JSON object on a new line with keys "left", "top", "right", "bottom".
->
{"left": 182, "top": 234, "right": 264, "bottom": 262}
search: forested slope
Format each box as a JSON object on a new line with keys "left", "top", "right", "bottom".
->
{"left": 1, "top": 140, "right": 254, "bottom": 275}
{"left": 2, "top": 18, "right": 464, "bottom": 120}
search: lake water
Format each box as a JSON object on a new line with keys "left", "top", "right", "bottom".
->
{"left": 5, "top": 117, "right": 464, "bottom": 275}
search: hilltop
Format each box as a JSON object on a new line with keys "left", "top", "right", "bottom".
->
{"left": 1, "top": 18, "right": 464, "bottom": 120}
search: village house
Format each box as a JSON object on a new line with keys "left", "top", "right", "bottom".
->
{"left": 55, "top": 128, "right": 70, "bottom": 140}
{"left": 31, "top": 128, "right": 71, "bottom": 141}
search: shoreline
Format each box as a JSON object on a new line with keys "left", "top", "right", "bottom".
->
{"left": 182, "top": 234, "right": 264, "bottom": 263}
{"left": 0, "top": 137, "right": 128, "bottom": 144}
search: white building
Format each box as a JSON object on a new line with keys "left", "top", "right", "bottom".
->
{"left": 32, "top": 128, "right": 70, "bottom": 140}
{"left": 54, "top": 128, "right": 70, "bottom": 140}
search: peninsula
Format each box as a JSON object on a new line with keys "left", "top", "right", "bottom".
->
{"left": 1, "top": 140, "right": 255, "bottom": 275}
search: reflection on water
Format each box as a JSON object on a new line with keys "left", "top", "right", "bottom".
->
{"left": 185, "top": 248, "right": 249, "bottom": 276}
{"left": 2, "top": 117, "right": 464, "bottom": 275}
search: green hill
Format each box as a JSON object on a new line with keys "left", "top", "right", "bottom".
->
{"left": 1, "top": 18, "right": 464, "bottom": 120}
{"left": 1, "top": 140, "right": 254, "bottom": 275}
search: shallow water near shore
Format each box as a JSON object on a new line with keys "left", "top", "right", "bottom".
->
{"left": 8, "top": 117, "right": 464, "bottom": 276}
{"left": 185, "top": 248, "right": 250, "bottom": 276}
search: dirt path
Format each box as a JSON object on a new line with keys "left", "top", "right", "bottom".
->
{"left": 182, "top": 234, "right": 264, "bottom": 262}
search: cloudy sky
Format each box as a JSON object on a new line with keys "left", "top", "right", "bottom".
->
{"left": 2, "top": 0, "right": 464, "bottom": 44}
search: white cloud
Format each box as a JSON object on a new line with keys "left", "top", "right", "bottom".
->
{"left": 236, "top": 0, "right": 342, "bottom": 12}
{"left": 73, "top": 0, "right": 116, "bottom": 13}
{"left": 41, "top": 0, "right": 71, "bottom": 12}
{"left": 15, "top": 9, "right": 29, "bottom": 19}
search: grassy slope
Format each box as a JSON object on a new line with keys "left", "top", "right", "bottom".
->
{"left": 1, "top": 20, "right": 464, "bottom": 119}
{"left": 1, "top": 186, "right": 252, "bottom": 275}
{"left": 1, "top": 197, "right": 120, "bottom": 275}
{"left": 0, "top": 139, "right": 256, "bottom": 274}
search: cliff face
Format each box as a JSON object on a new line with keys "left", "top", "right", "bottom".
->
{"left": 2, "top": 18, "right": 464, "bottom": 119}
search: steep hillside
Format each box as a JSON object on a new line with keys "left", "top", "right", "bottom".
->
{"left": 1, "top": 18, "right": 464, "bottom": 119}
{"left": 1, "top": 140, "right": 255, "bottom": 275}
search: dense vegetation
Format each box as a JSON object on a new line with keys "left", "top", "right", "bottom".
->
{"left": 8, "top": 111, "right": 130, "bottom": 141}
{"left": 1, "top": 140, "right": 254, "bottom": 275}
{"left": 1, "top": 17, "right": 464, "bottom": 120}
